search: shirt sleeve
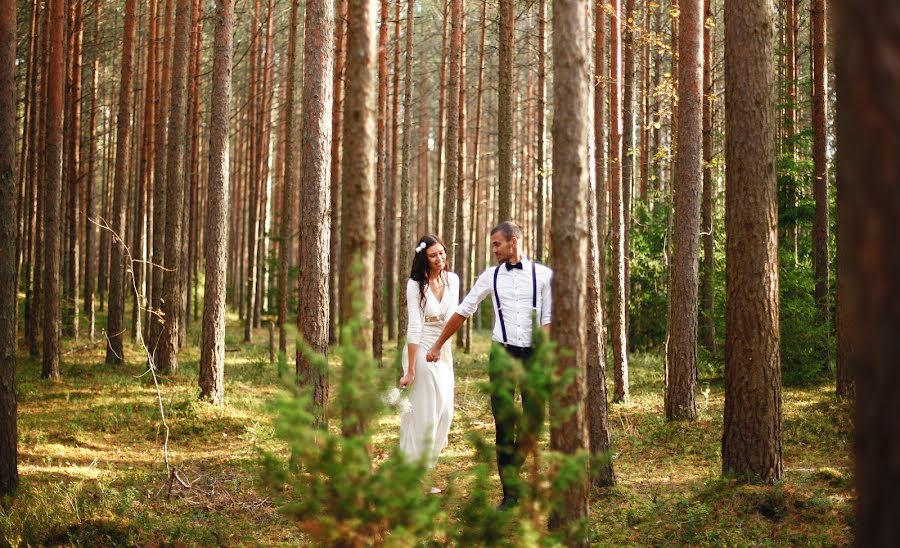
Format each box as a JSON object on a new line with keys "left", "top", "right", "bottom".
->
{"left": 455, "top": 268, "right": 494, "bottom": 318}
{"left": 540, "top": 267, "right": 552, "bottom": 326}
{"left": 406, "top": 279, "right": 424, "bottom": 344}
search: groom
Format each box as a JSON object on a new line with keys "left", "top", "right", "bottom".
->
{"left": 426, "top": 221, "right": 553, "bottom": 510}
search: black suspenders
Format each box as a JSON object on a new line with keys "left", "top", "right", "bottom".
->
{"left": 493, "top": 262, "right": 538, "bottom": 344}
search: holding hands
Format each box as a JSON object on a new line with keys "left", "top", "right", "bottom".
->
{"left": 425, "top": 345, "right": 441, "bottom": 363}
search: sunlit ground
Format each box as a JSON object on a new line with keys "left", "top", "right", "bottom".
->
{"left": 1, "top": 304, "right": 852, "bottom": 545}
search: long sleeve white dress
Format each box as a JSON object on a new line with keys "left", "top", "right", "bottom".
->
{"left": 399, "top": 272, "right": 459, "bottom": 467}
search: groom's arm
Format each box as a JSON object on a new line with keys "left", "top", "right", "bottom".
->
{"left": 426, "top": 313, "right": 467, "bottom": 361}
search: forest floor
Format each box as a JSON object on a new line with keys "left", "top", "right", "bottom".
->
{"left": 1, "top": 309, "right": 853, "bottom": 546}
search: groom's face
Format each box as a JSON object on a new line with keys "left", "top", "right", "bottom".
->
{"left": 491, "top": 233, "right": 516, "bottom": 264}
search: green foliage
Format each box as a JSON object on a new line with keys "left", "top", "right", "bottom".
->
{"left": 779, "top": 256, "right": 831, "bottom": 385}
{"left": 627, "top": 201, "right": 671, "bottom": 350}
{"left": 262, "top": 310, "right": 593, "bottom": 545}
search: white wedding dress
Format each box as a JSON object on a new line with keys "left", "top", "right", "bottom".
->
{"left": 399, "top": 272, "right": 459, "bottom": 467}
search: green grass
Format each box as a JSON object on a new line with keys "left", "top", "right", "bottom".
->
{"left": 2, "top": 307, "right": 852, "bottom": 546}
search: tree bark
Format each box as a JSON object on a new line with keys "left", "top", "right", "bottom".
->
{"left": 610, "top": 0, "right": 629, "bottom": 403}
{"left": 548, "top": 0, "right": 591, "bottom": 540}
{"left": 834, "top": 3, "right": 900, "bottom": 541}
{"left": 374, "top": 0, "right": 388, "bottom": 360}
{"left": 721, "top": 0, "right": 782, "bottom": 483}
{"left": 665, "top": 0, "right": 702, "bottom": 421}
{"left": 328, "top": 0, "right": 348, "bottom": 345}
{"left": 83, "top": 0, "right": 100, "bottom": 341}
{"left": 199, "top": 0, "right": 234, "bottom": 405}
{"left": 698, "top": 0, "right": 715, "bottom": 354}
{"left": 497, "top": 0, "right": 514, "bottom": 222}
{"left": 156, "top": 0, "right": 192, "bottom": 375}
{"left": 297, "top": 0, "right": 334, "bottom": 420}
{"left": 63, "top": 0, "right": 83, "bottom": 339}
{"left": 339, "top": 0, "right": 378, "bottom": 436}
{"left": 279, "top": 0, "right": 300, "bottom": 355}
{"left": 811, "top": 0, "right": 829, "bottom": 367}
{"left": 0, "top": 0, "right": 19, "bottom": 495}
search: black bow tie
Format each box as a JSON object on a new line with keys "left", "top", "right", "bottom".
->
{"left": 506, "top": 261, "right": 523, "bottom": 271}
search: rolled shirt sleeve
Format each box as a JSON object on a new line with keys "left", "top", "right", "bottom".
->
{"left": 406, "top": 279, "right": 424, "bottom": 344}
{"left": 454, "top": 268, "right": 494, "bottom": 318}
{"left": 540, "top": 266, "right": 552, "bottom": 326}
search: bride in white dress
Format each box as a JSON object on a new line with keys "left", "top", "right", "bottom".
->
{"left": 399, "top": 235, "right": 458, "bottom": 472}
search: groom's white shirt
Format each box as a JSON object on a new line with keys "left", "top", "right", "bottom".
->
{"left": 455, "top": 257, "right": 552, "bottom": 348}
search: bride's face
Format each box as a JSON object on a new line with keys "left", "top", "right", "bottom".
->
{"left": 426, "top": 243, "right": 446, "bottom": 275}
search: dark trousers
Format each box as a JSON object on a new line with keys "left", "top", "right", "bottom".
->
{"left": 488, "top": 344, "right": 536, "bottom": 502}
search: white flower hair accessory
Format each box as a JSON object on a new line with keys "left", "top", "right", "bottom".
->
{"left": 415, "top": 241, "right": 427, "bottom": 254}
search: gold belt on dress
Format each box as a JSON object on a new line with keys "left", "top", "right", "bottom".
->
{"left": 424, "top": 313, "right": 445, "bottom": 323}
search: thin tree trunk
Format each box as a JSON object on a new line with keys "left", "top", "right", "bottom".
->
{"left": 811, "top": 0, "right": 829, "bottom": 368}
{"left": 535, "top": 0, "right": 547, "bottom": 262}
{"left": 721, "top": 0, "right": 783, "bottom": 483}
{"left": 279, "top": 0, "right": 300, "bottom": 355}
{"left": 453, "top": 0, "right": 466, "bottom": 351}
{"left": 339, "top": 0, "right": 378, "bottom": 437}
{"left": 497, "top": 0, "right": 514, "bottom": 222}
{"left": 83, "top": 0, "right": 100, "bottom": 342}
{"left": 594, "top": 0, "right": 607, "bottom": 340}
{"left": 328, "top": 0, "right": 348, "bottom": 345}
{"left": 666, "top": 0, "right": 702, "bottom": 421}
{"left": 297, "top": 0, "right": 334, "bottom": 421}
{"left": 433, "top": 0, "right": 449, "bottom": 231}
{"left": 548, "top": 0, "right": 591, "bottom": 539}
{"left": 699, "top": 0, "right": 715, "bottom": 353}
{"left": 63, "top": 0, "right": 83, "bottom": 339}
{"left": 373, "top": 0, "right": 388, "bottom": 360}
{"left": 199, "top": 0, "right": 234, "bottom": 405}
{"left": 155, "top": 0, "right": 192, "bottom": 375}
{"left": 443, "top": 0, "right": 461, "bottom": 262}
{"left": 388, "top": 0, "right": 401, "bottom": 343}
{"left": 610, "top": 0, "right": 629, "bottom": 403}
{"left": 43, "top": 0, "right": 66, "bottom": 378}
{"left": 0, "top": 0, "right": 20, "bottom": 495}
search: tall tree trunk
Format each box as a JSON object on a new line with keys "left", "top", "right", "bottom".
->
{"left": 243, "top": 0, "right": 262, "bottom": 342}
{"left": 834, "top": 0, "right": 900, "bottom": 539}
{"left": 339, "top": 0, "right": 377, "bottom": 436}
{"left": 610, "top": 0, "right": 629, "bottom": 403}
{"left": 548, "top": 0, "right": 591, "bottom": 539}
{"left": 254, "top": 0, "right": 276, "bottom": 330}
{"left": 666, "top": 0, "right": 702, "bottom": 421}
{"left": 453, "top": 0, "right": 467, "bottom": 352}
{"left": 156, "top": 0, "right": 192, "bottom": 375}
{"left": 497, "top": 0, "right": 514, "bottom": 222}
{"left": 433, "top": 0, "right": 449, "bottom": 230}
{"left": 328, "top": 0, "right": 348, "bottom": 345}
{"left": 388, "top": 0, "right": 401, "bottom": 344}
{"left": 535, "top": 0, "right": 547, "bottom": 263}
{"left": 721, "top": 0, "right": 782, "bottom": 483}
{"left": 63, "top": 0, "right": 83, "bottom": 339}
{"left": 297, "top": 0, "right": 334, "bottom": 420}
{"left": 199, "top": 0, "right": 234, "bottom": 405}
{"left": 811, "top": 0, "right": 829, "bottom": 368}
{"left": 150, "top": 0, "right": 173, "bottom": 349}
{"left": 0, "top": 0, "right": 19, "bottom": 495}
{"left": 134, "top": 0, "right": 158, "bottom": 342}
{"left": 587, "top": 0, "right": 614, "bottom": 488}
{"left": 699, "top": 0, "right": 715, "bottom": 353}
{"left": 279, "top": 0, "right": 300, "bottom": 355}
{"left": 594, "top": 0, "right": 607, "bottom": 341}
{"left": 83, "top": 0, "right": 100, "bottom": 341}
{"left": 443, "top": 0, "right": 461, "bottom": 259}
{"left": 24, "top": 0, "right": 43, "bottom": 359}
{"left": 373, "top": 0, "right": 388, "bottom": 360}
{"left": 43, "top": 0, "right": 67, "bottom": 378}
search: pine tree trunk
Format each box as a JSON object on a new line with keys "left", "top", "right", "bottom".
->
{"left": 433, "top": 0, "right": 449, "bottom": 231}
{"left": 610, "top": 0, "right": 629, "bottom": 403}
{"left": 666, "top": 0, "right": 702, "bottom": 421}
{"left": 23, "top": 0, "right": 42, "bottom": 358}
{"left": 297, "top": 0, "right": 334, "bottom": 420}
{"left": 63, "top": 0, "right": 83, "bottom": 339}
{"left": 278, "top": 0, "right": 300, "bottom": 355}
{"left": 834, "top": 1, "right": 900, "bottom": 540}
{"left": 199, "top": 0, "right": 234, "bottom": 405}
{"left": 340, "top": 0, "right": 378, "bottom": 436}
{"left": 594, "top": 0, "right": 607, "bottom": 330}
{"left": 699, "top": 0, "right": 715, "bottom": 354}
{"left": 0, "top": 0, "right": 20, "bottom": 495}
{"left": 83, "top": 0, "right": 100, "bottom": 342}
{"left": 453, "top": 0, "right": 466, "bottom": 351}
{"left": 328, "top": 0, "right": 348, "bottom": 345}
{"left": 443, "top": 0, "right": 461, "bottom": 260}
{"left": 497, "top": 0, "right": 514, "bottom": 222}
{"left": 150, "top": 0, "right": 173, "bottom": 349}
{"left": 548, "top": 1, "right": 591, "bottom": 539}
{"left": 388, "top": 0, "right": 401, "bottom": 343}
{"left": 156, "top": 0, "right": 192, "bottom": 375}
{"left": 721, "top": 0, "right": 782, "bottom": 483}
{"left": 42, "top": 0, "right": 66, "bottom": 377}
{"left": 373, "top": 0, "right": 388, "bottom": 360}
{"left": 811, "top": 0, "right": 829, "bottom": 368}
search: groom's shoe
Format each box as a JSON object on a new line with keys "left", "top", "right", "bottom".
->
{"left": 496, "top": 496, "right": 519, "bottom": 511}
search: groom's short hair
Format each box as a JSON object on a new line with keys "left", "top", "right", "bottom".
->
{"left": 491, "top": 221, "right": 523, "bottom": 242}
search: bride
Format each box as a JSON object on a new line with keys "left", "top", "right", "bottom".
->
{"left": 399, "top": 235, "right": 458, "bottom": 475}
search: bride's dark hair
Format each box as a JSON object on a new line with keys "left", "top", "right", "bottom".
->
{"left": 409, "top": 234, "right": 449, "bottom": 310}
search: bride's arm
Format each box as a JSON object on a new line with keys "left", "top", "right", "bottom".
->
{"left": 401, "top": 280, "right": 423, "bottom": 387}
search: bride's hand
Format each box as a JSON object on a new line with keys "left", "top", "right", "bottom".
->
{"left": 399, "top": 373, "right": 415, "bottom": 388}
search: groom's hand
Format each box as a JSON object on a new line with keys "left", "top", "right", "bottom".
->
{"left": 426, "top": 346, "right": 440, "bottom": 362}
